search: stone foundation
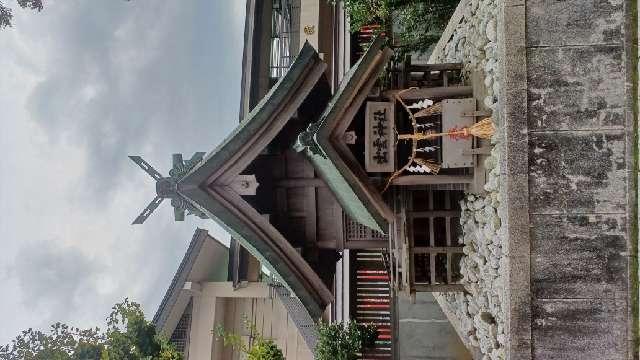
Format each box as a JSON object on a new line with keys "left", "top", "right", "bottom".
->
{"left": 428, "top": 0, "right": 508, "bottom": 358}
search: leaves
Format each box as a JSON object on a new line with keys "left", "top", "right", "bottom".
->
{"left": 0, "top": 0, "right": 40, "bottom": 29}
{"left": 331, "top": 0, "right": 390, "bottom": 32}
{"left": 247, "top": 340, "right": 284, "bottom": 360}
{"left": 333, "top": 0, "right": 458, "bottom": 54}
{"left": 394, "top": 0, "right": 459, "bottom": 54}
{"left": 315, "top": 321, "right": 378, "bottom": 360}
{"left": 215, "top": 316, "right": 284, "bottom": 360}
{"left": 0, "top": 323, "right": 104, "bottom": 360}
{"left": 0, "top": 2, "right": 12, "bottom": 28}
{"left": 16, "top": 0, "right": 42, "bottom": 11}
{"left": 1, "top": 0, "right": 131, "bottom": 29}
{"left": 0, "top": 299, "right": 182, "bottom": 360}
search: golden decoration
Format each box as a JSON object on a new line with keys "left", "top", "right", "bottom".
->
{"left": 304, "top": 25, "right": 315, "bottom": 35}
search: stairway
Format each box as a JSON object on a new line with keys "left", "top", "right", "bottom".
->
{"left": 354, "top": 249, "right": 393, "bottom": 359}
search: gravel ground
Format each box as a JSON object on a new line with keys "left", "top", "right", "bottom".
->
{"left": 431, "top": 0, "right": 507, "bottom": 359}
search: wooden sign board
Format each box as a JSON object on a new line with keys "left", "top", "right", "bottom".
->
{"left": 365, "top": 102, "right": 395, "bottom": 173}
{"left": 441, "top": 98, "right": 475, "bottom": 168}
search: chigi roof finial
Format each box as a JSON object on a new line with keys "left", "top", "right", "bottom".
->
{"left": 128, "top": 152, "right": 207, "bottom": 224}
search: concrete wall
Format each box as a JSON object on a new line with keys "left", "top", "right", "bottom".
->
{"left": 500, "top": 0, "right": 636, "bottom": 358}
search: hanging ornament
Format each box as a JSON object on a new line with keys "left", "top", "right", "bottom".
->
{"left": 409, "top": 158, "right": 441, "bottom": 174}
{"left": 398, "top": 117, "right": 496, "bottom": 141}
{"left": 416, "top": 122, "right": 435, "bottom": 130}
{"left": 416, "top": 145, "right": 439, "bottom": 153}
{"left": 414, "top": 102, "right": 442, "bottom": 118}
{"left": 407, "top": 98, "right": 434, "bottom": 109}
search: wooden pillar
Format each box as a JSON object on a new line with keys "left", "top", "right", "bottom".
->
{"left": 275, "top": 178, "right": 327, "bottom": 187}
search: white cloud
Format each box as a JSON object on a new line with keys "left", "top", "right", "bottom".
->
{"left": 0, "top": 0, "right": 243, "bottom": 343}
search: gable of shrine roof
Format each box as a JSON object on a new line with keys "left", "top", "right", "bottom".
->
{"left": 295, "top": 36, "right": 395, "bottom": 234}
{"left": 174, "top": 42, "right": 333, "bottom": 319}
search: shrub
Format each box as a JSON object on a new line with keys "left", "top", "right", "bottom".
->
{"left": 315, "top": 321, "right": 378, "bottom": 360}
{"left": 214, "top": 316, "right": 284, "bottom": 360}
{"left": 248, "top": 340, "right": 285, "bottom": 360}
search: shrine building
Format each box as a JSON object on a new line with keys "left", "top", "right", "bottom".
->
{"left": 135, "top": 1, "right": 491, "bottom": 358}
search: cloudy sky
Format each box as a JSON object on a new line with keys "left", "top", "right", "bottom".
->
{"left": 0, "top": 0, "right": 244, "bottom": 343}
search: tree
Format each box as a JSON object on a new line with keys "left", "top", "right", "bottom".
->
{"left": 0, "top": 299, "right": 182, "bottom": 360}
{"left": 0, "top": 0, "right": 131, "bottom": 29}
{"left": 0, "top": 0, "right": 42, "bottom": 29}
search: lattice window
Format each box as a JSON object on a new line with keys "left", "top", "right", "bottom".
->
{"left": 408, "top": 190, "right": 465, "bottom": 291}
{"left": 169, "top": 300, "right": 192, "bottom": 356}
{"left": 269, "top": 0, "right": 300, "bottom": 81}
{"left": 345, "top": 215, "right": 387, "bottom": 241}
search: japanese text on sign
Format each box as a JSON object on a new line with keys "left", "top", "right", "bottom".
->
{"left": 365, "top": 102, "right": 395, "bottom": 172}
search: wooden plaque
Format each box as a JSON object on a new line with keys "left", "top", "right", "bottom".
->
{"left": 365, "top": 101, "right": 395, "bottom": 173}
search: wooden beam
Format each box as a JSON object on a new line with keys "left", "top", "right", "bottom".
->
{"left": 413, "top": 247, "right": 464, "bottom": 254}
{"left": 408, "top": 63, "right": 464, "bottom": 72}
{"left": 445, "top": 191, "right": 453, "bottom": 285}
{"left": 462, "top": 147, "right": 492, "bottom": 155}
{"left": 384, "top": 86, "right": 473, "bottom": 101}
{"left": 343, "top": 240, "right": 388, "bottom": 250}
{"left": 305, "top": 187, "right": 317, "bottom": 247}
{"left": 389, "top": 63, "right": 463, "bottom": 73}
{"left": 275, "top": 178, "right": 327, "bottom": 187}
{"left": 413, "top": 284, "right": 466, "bottom": 292}
{"left": 317, "top": 240, "right": 338, "bottom": 249}
{"left": 462, "top": 110, "right": 492, "bottom": 117}
{"left": 410, "top": 210, "right": 460, "bottom": 218}
{"left": 391, "top": 175, "right": 474, "bottom": 186}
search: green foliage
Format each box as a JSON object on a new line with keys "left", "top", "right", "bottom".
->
{"left": 0, "top": 299, "right": 182, "bottom": 360}
{"left": 0, "top": 323, "right": 105, "bottom": 360}
{"left": 394, "top": 0, "right": 459, "bottom": 54}
{"left": 104, "top": 299, "right": 163, "bottom": 359}
{"left": 331, "top": 0, "right": 459, "bottom": 54}
{"left": 247, "top": 340, "right": 284, "bottom": 360}
{"left": 215, "top": 316, "right": 284, "bottom": 360}
{"left": 0, "top": 3, "right": 12, "bottom": 28}
{"left": 315, "top": 321, "right": 378, "bottom": 360}
{"left": 0, "top": 0, "right": 41, "bottom": 28}
{"left": 16, "top": 0, "right": 42, "bottom": 11}
{"left": 330, "top": 0, "right": 391, "bottom": 32}
{"left": 0, "top": 0, "right": 130, "bottom": 29}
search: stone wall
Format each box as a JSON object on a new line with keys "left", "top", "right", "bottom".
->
{"left": 520, "top": 0, "right": 633, "bottom": 359}
{"left": 429, "top": 0, "right": 637, "bottom": 358}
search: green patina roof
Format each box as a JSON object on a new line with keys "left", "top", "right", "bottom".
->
{"left": 294, "top": 37, "right": 391, "bottom": 234}
{"left": 177, "top": 185, "right": 326, "bottom": 319}
{"left": 175, "top": 42, "right": 330, "bottom": 320}
{"left": 179, "top": 42, "right": 323, "bottom": 186}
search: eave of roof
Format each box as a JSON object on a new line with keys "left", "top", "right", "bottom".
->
{"left": 294, "top": 37, "right": 394, "bottom": 234}
{"left": 176, "top": 42, "right": 333, "bottom": 320}
{"left": 181, "top": 42, "right": 324, "bottom": 186}
{"left": 153, "top": 229, "right": 211, "bottom": 329}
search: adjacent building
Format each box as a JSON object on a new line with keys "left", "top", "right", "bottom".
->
{"left": 154, "top": 229, "right": 316, "bottom": 359}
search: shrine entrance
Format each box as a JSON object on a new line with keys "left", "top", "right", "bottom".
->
{"left": 295, "top": 37, "right": 494, "bottom": 299}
